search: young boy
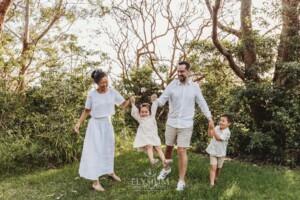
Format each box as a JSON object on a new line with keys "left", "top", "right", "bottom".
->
{"left": 206, "top": 114, "right": 233, "bottom": 187}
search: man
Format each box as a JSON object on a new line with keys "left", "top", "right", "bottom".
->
{"left": 153, "top": 61, "right": 212, "bottom": 191}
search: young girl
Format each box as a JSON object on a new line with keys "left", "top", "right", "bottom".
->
{"left": 206, "top": 114, "right": 233, "bottom": 187}
{"left": 130, "top": 96, "right": 172, "bottom": 167}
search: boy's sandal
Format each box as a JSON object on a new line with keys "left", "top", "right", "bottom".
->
{"left": 151, "top": 159, "right": 159, "bottom": 166}
{"left": 92, "top": 184, "right": 105, "bottom": 192}
{"left": 108, "top": 173, "right": 121, "bottom": 182}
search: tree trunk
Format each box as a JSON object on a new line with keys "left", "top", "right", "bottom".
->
{"left": 16, "top": 0, "right": 63, "bottom": 92}
{"left": 273, "top": 0, "right": 300, "bottom": 86}
{"left": 240, "top": 0, "right": 259, "bottom": 83}
{"left": 273, "top": 0, "right": 300, "bottom": 157}
{"left": 17, "top": 0, "right": 30, "bottom": 92}
{"left": 0, "top": 0, "right": 13, "bottom": 39}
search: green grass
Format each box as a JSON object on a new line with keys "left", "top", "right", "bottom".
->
{"left": 1, "top": 149, "right": 299, "bottom": 200}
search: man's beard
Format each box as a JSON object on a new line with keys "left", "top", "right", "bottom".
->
{"left": 179, "top": 75, "right": 186, "bottom": 82}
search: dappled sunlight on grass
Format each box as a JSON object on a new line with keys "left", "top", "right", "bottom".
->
{"left": 221, "top": 181, "right": 240, "bottom": 199}
{"left": 284, "top": 169, "right": 297, "bottom": 185}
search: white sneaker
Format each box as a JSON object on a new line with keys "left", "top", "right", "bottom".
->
{"left": 157, "top": 168, "right": 171, "bottom": 180}
{"left": 176, "top": 180, "right": 185, "bottom": 191}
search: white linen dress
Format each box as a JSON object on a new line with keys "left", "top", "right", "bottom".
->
{"left": 131, "top": 101, "right": 161, "bottom": 152}
{"left": 79, "top": 88, "right": 125, "bottom": 180}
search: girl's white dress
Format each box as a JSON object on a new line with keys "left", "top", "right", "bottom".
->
{"left": 79, "top": 88, "right": 125, "bottom": 180}
{"left": 131, "top": 101, "right": 161, "bottom": 152}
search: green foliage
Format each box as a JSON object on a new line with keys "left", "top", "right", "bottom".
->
{"left": 229, "top": 80, "right": 300, "bottom": 166}
{"left": 0, "top": 70, "right": 91, "bottom": 171}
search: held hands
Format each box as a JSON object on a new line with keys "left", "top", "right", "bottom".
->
{"left": 151, "top": 94, "right": 157, "bottom": 102}
{"left": 208, "top": 118, "right": 215, "bottom": 129}
{"left": 129, "top": 96, "right": 136, "bottom": 105}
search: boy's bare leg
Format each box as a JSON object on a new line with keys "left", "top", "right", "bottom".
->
{"left": 215, "top": 168, "right": 221, "bottom": 182}
{"left": 210, "top": 165, "right": 217, "bottom": 186}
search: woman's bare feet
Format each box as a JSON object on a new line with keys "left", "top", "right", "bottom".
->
{"left": 92, "top": 182, "right": 105, "bottom": 192}
{"left": 108, "top": 173, "right": 121, "bottom": 182}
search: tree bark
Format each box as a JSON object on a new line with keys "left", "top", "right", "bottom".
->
{"left": 16, "top": 0, "right": 64, "bottom": 92}
{"left": 272, "top": 0, "right": 300, "bottom": 157}
{"left": 0, "top": 0, "right": 13, "bottom": 39}
{"left": 273, "top": 0, "right": 300, "bottom": 86}
{"left": 17, "top": 0, "right": 30, "bottom": 92}
{"left": 240, "top": 0, "right": 259, "bottom": 83}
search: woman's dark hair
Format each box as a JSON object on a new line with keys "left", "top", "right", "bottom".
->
{"left": 221, "top": 114, "right": 234, "bottom": 124}
{"left": 91, "top": 69, "right": 107, "bottom": 84}
{"left": 139, "top": 103, "right": 151, "bottom": 115}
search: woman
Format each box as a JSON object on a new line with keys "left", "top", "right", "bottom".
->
{"left": 74, "top": 69, "right": 130, "bottom": 192}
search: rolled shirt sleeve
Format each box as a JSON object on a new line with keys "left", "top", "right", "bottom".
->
{"left": 156, "top": 81, "right": 174, "bottom": 107}
{"left": 195, "top": 85, "right": 212, "bottom": 119}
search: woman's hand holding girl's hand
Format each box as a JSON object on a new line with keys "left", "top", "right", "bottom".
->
{"left": 129, "top": 97, "right": 135, "bottom": 105}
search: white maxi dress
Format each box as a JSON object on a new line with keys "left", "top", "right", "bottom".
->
{"left": 79, "top": 88, "right": 125, "bottom": 180}
{"left": 131, "top": 101, "right": 161, "bottom": 152}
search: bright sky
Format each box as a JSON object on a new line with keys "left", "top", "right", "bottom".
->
{"left": 71, "top": 0, "right": 280, "bottom": 77}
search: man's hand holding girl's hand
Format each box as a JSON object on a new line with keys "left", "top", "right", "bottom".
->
{"left": 151, "top": 94, "right": 157, "bottom": 102}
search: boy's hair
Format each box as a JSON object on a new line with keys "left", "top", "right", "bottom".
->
{"left": 221, "top": 114, "right": 233, "bottom": 124}
{"left": 139, "top": 103, "right": 151, "bottom": 114}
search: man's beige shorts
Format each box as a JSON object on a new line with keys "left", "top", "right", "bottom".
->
{"left": 210, "top": 155, "right": 225, "bottom": 168}
{"left": 165, "top": 125, "right": 193, "bottom": 148}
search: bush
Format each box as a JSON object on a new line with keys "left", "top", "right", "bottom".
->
{"left": 0, "top": 70, "right": 91, "bottom": 171}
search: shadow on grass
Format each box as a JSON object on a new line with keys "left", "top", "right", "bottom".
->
{"left": 1, "top": 149, "right": 300, "bottom": 200}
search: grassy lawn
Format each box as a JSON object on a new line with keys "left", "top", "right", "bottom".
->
{"left": 1, "top": 149, "right": 299, "bottom": 200}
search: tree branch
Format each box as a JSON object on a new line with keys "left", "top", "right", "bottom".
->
{"left": 205, "top": 0, "right": 241, "bottom": 39}
{"left": 32, "top": 0, "right": 64, "bottom": 45}
{"left": 212, "top": 0, "right": 245, "bottom": 81}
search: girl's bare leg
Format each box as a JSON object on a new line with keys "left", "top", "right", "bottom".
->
{"left": 154, "top": 146, "right": 166, "bottom": 161}
{"left": 146, "top": 145, "right": 154, "bottom": 161}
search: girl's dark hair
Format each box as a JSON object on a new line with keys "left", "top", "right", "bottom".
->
{"left": 139, "top": 103, "right": 151, "bottom": 115}
{"left": 221, "top": 114, "right": 234, "bottom": 124}
{"left": 91, "top": 69, "right": 107, "bottom": 84}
